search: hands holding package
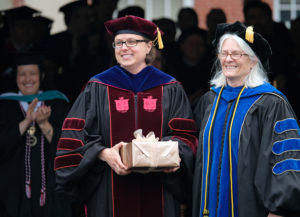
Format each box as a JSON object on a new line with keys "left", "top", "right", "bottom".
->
{"left": 98, "top": 141, "right": 129, "bottom": 175}
{"left": 98, "top": 129, "right": 180, "bottom": 175}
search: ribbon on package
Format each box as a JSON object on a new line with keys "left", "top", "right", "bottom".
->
{"left": 120, "top": 129, "right": 180, "bottom": 173}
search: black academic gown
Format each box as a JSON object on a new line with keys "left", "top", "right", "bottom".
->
{"left": 0, "top": 98, "right": 71, "bottom": 217}
{"left": 192, "top": 83, "right": 300, "bottom": 217}
{"left": 55, "top": 65, "right": 197, "bottom": 217}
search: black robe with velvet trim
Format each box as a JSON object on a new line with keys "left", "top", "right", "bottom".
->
{"left": 192, "top": 86, "right": 300, "bottom": 217}
{"left": 0, "top": 99, "right": 71, "bottom": 217}
{"left": 55, "top": 66, "right": 197, "bottom": 217}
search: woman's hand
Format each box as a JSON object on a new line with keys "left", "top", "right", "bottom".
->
{"left": 25, "top": 98, "right": 38, "bottom": 123}
{"left": 19, "top": 98, "right": 38, "bottom": 135}
{"left": 98, "top": 142, "right": 130, "bottom": 175}
{"left": 163, "top": 158, "right": 181, "bottom": 173}
{"left": 34, "top": 103, "right": 53, "bottom": 143}
{"left": 34, "top": 105, "right": 51, "bottom": 125}
{"left": 163, "top": 166, "right": 180, "bottom": 173}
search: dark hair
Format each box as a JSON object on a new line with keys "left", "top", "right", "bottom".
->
{"left": 118, "top": 6, "right": 145, "bottom": 18}
{"left": 177, "top": 27, "right": 207, "bottom": 45}
{"left": 178, "top": 8, "right": 198, "bottom": 21}
{"left": 206, "top": 8, "right": 227, "bottom": 28}
{"left": 145, "top": 46, "right": 156, "bottom": 64}
{"left": 152, "top": 18, "right": 177, "bottom": 43}
{"left": 243, "top": 1, "right": 272, "bottom": 18}
{"left": 60, "top": 1, "right": 89, "bottom": 25}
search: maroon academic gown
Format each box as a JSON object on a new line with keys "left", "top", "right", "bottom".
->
{"left": 55, "top": 65, "right": 197, "bottom": 217}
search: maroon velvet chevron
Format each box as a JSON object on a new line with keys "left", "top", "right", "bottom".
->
{"left": 62, "top": 118, "right": 85, "bottom": 131}
{"left": 57, "top": 138, "right": 84, "bottom": 151}
{"left": 54, "top": 153, "right": 83, "bottom": 171}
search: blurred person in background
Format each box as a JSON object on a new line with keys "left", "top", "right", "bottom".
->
{"left": 173, "top": 28, "right": 211, "bottom": 107}
{"left": 0, "top": 6, "right": 40, "bottom": 94}
{"left": 153, "top": 17, "right": 179, "bottom": 76}
{"left": 177, "top": 8, "right": 199, "bottom": 33}
{"left": 117, "top": 5, "right": 144, "bottom": 18}
{"left": 51, "top": 0, "right": 98, "bottom": 103}
{"left": 243, "top": 1, "right": 293, "bottom": 93}
{"left": 206, "top": 8, "right": 227, "bottom": 46}
{"left": 0, "top": 53, "right": 71, "bottom": 217}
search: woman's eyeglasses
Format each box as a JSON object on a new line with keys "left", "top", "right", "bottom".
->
{"left": 112, "top": 39, "right": 149, "bottom": 48}
{"left": 218, "top": 52, "right": 249, "bottom": 60}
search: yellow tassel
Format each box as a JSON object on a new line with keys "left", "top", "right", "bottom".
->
{"left": 245, "top": 26, "right": 254, "bottom": 43}
{"left": 156, "top": 27, "right": 164, "bottom": 49}
{"left": 203, "top": 209, "right": 209, "bottom": 217}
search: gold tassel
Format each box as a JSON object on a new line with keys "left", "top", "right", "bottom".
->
{"left": 245, "top": 26, "right": 254, "bottom": 43}
{"left": 156, "top": 27, "right": 164, "bottom": 49}
{"left": 203, "top": 209, "right": 209, "bottom": 217}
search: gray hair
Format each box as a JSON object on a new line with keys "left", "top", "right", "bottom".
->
{"left": 210, "top": 34, "right": 269, "bottom": 88}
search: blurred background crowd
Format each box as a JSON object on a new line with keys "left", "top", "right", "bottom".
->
{"left": 0, "top": 0, "right": 300, "bottom": 118}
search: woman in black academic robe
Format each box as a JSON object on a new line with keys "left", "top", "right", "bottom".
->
{"left": 0, "top": 56, "right": 71, "bottom": 217}
{"left": 192, "top": 22, "right": 300, "bottom": 217}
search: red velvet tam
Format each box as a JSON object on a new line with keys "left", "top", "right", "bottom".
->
{"left": 104, "top": 15, "right": 164, "bottom": 49}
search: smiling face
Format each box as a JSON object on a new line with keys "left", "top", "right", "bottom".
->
{"left": 16, "top": 64, "right": 40, "bottom": 95}
{"left": 114, "top": 33, "right": 152, "bottom": 74}
{"left": 220, "top": 38, "right": 256, "bottom": 87}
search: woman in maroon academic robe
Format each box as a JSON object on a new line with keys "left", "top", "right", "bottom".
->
{"left": 55, "top": 15, "right": 197, "bottom": 217}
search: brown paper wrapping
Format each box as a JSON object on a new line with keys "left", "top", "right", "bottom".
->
{"left": 120, "top": 130, "right": 180, "bottom": 173}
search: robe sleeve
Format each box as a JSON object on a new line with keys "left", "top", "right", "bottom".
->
{"left": 160, "top": 82, "right": 198, "bottom": 203}
{"left": 191, "top": 91, "right": 216, "bottom": 217}
{"left": 193, "top": 91, "right": 216, "bottom": 131}
{"left": 255, "top": 94, "right": 300, "bottom": 215}
{"left": 0, "top": 101, "right": 24, "bottom": 161}
{"left": 46, "top": 100, "right": 70, "bottom": 184}
{"left": 55, "top": 83, "right": 107, "bottom": 200}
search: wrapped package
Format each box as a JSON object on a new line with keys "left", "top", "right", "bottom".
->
{"left": 120, "top": 129, "right": 180, "bottom": 173}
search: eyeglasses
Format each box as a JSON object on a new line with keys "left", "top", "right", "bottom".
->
{"left": 218, "top": 52, "right": 249, "bottom": 60}
{"left": 112, "top": 39, "right": 149, "bottom": 48}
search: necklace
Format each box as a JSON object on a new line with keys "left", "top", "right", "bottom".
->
{"left": 27, "top": 124, "right": 37, "bottom": 147}
{"left": 19, "top": 102, "right": 47, "bottom": 207}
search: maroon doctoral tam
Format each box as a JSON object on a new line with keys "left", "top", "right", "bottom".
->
{"left": 104, "top": 15, "right": 164, "bottom": 49}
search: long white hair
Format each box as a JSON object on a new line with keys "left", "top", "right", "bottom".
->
{"left": 210, "top": 34, "right": 269, "bottom": 88}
